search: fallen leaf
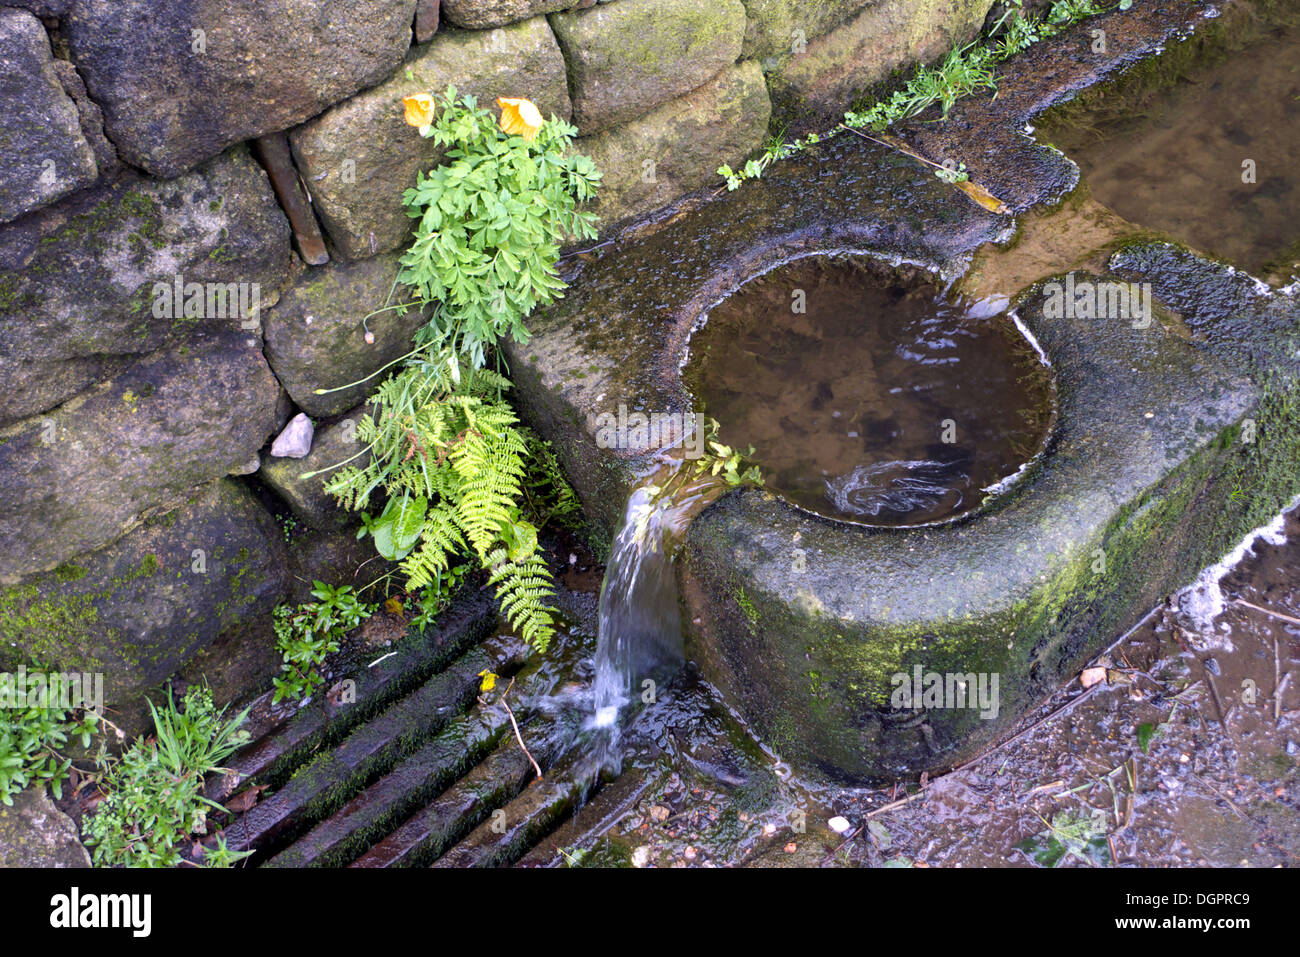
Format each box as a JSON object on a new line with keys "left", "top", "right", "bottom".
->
{"left": 1081, "top": 666, "right": 1107, "bottom": 689}
{"left": 955, "top": 178, "right": 1009, "bottom": 214}
{"left": 867, "top": 819, "right": 892, "bottom": 850}
{"left": 649, "top": 805, "right": 670, "bottom": 823}
{"left": 224, "top": 783, "right": 268, "bottom": 814}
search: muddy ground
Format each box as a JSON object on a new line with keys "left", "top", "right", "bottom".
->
{"left": 537, "top": 506, "right": 1299, "bottom": 868}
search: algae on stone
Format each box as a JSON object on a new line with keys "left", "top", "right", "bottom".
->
{"left": 548, "top": 0, "right": 748, "bottom": 134}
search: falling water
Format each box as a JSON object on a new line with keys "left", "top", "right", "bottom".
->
{"left": 589, "top": 461, "right": 730, "bottom": 737}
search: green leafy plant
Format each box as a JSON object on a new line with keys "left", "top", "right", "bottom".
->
{"left": 409, "top": 562, "right": 472, "bottom": 633}
{"left": 82, "top": 686, "right": 251, "bottom": 868}
{"left": 935, "top": 161, "right": 970, "bottom": 184}
{"left": 1015, "top": 807, "right": 1110, "bottom": 867}
{"left": 0, "top": 676, "right": 99, "bottom": 805}
{"left": 398, "top": 86, "right": 601, "bottom": 367}
{"left": 693, "top": 418, "right": 764, "bottom": 487}
{"left": 520, "top": 428, "right": 584, "bottom": 530}
{"left": 306, "top": 86, "right": 605, "bottom": 654}
{"left": 271, "top": 582, "right": 374, "bottom": 704}
{"left": 324, "top": 359, "right": 559, "bottom": 651}
{"left": 310, "top": 87, "right": 603, "bottom": 653}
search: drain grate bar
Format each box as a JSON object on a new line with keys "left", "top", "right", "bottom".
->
{"left": 220, "top": 632, "right": 528, "bottom": 857}
{"left": 431, "top": 749, "right": 603, "bottom": 868}
{"left": 349, "top": 705, "right": 581, "bottom": 867}
{"left": 264, "top": 651, "right": 567, "bottom": 868}
{"left": 206, "top": 591, "right": 496, "bottom": 805}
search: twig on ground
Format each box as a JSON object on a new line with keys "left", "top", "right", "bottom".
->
{"left": 1234, "top": 597, "right": 1300, "bottom": 627}
{"left": 500, "top": 677, "right": 542, "bottom": 781}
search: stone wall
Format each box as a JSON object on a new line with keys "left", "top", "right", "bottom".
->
{"left": 0, "top": 0, "right": 994, "bottom": 724}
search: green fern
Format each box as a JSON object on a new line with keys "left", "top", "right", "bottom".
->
{"left": 322, "top": 356, "right": 557, "bottom": 651}
{"left": 311, "top": 88, "right": 600, "bottom": 654}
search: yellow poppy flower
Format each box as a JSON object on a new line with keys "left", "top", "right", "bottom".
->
{"left": 496, "top": 97, "right": 543, "bottom": 141}
{"left": 477, "top": 669, "right": 498, "bottom": 693}
{"left": 402, "top": 93, "right": 435, "bottom": 128}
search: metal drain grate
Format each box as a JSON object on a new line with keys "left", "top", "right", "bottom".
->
{"left": 207, "top": 591, "right": 612, "bottom": 868}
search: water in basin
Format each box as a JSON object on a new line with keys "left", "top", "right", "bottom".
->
{"left": 685, "top": 256, "right": 1055, "bottom": 526}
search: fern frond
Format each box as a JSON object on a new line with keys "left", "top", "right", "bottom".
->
{"left": 486, "top": 552, "right": 557, "bottom": 652}
{"left": 401, "top": 504, "right": 467, "bottom": 590}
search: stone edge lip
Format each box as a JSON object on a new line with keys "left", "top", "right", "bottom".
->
{"left": 899, "top": 0, "right": 1215, "bottom": 214}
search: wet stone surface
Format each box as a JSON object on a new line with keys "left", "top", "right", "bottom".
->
{"left": 508, "top": 0, "right": 1300, "bottom": 784}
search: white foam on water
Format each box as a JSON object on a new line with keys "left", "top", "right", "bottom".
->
{"left": 1176, "top": 493, "right": 1300, "bottom": 646}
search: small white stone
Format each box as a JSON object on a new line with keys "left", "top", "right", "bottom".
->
{"left": 829, "top": 816, "right": 851, "bottom": 834}
{"left": 271, "top": 413, "right": 314, "bottom": 458}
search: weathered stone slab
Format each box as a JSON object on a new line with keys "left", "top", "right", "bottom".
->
{"left": 0, "top": 146, "right": 291, "bottom": 424}
{"left": 0, "top": 354, "right": 130, "bottom": 429}
{"left": 291, "top": 17, "right": 571, "bottom": 260}
{"left": 575, "top": 61, "right": 770, "bottom": 229}
{"left": 0, "top": 479, "right": 287, "bottom": 724}
{"left": 415, "top": 0, "right": 441, "bottom": 41}
{"left": 6, "top": 1, "right": 73, "bottom": 17}
{"left": 263, "top": 253, "right": 430, "bottom": 417}
{"left": 548, "top": 0, "right": 747, "bottom": 135}
{"left": 683, "top": 268, "right": 1262, "bottom": 780}
{"left": 767, "top": 0, "right": 996, "bottom": 120}
{"left": 51, "top": 59, "right": 120, "bottom": 181}
{"left": 739, "top": 0, "right": 874, "bottom": 62}
{"left": 0, "top": 8, "right": 97, "bottom": 222}
{"left": 442, "top": 0, "right": 571, "bottom": 30}
{"left": 65, "top": 0, "right": 417, "bottom": 177}
{"left": 0, "top": 332, "right": 281, "bottom": 584}
{"left": 508, "top": 94, "right": 1300, "bottom": 781}
{"left": 0, "top": 788, "right": 90, "bottom": 868}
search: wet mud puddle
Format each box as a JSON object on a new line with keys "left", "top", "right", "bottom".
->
{"left": 1036, "top": 0, "right": 1300, "bottom": 278}
{"left": 685, "top": 256, "right": 1054, "bottom": 526}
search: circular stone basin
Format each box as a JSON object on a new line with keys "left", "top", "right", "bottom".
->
{"left": 685, "top": 256, "right": 1055, "bottom": 526}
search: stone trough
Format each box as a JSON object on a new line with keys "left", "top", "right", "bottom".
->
{"left": 509, "top": 1, "right": 1300, "bottom": 781}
